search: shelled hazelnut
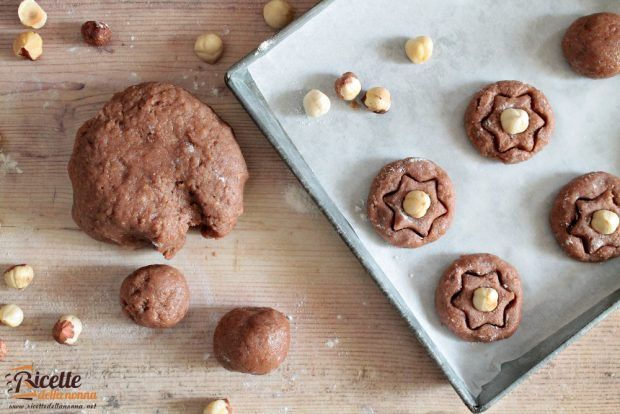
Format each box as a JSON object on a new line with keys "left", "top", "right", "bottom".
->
{"left": 263, "top": 0, "right": 294, "bottom": 30}
{"left": 334, "top": 72, "right": 362, "bottom": 101}
{"left": 405, "top": 36, "right": 433, "bottom": 64}
{"left": 81, "top": 21, "right": 112, "bottom": 47}
{"left": 18, "top": 0, "right": 47, "bottom": 29}
{"left": 362, "top": 87, "right": 391, "bottom": 114}
{"left": 0, "top": 304, "right": 24, "bottom": 328}
{"left": 303, "top": 89, "right": 331, "bottom": 118}
{"left": 53, "top": 315, "right": 83, "bottom": 345}
{"left": 203, "top": 399, "right": 232, "bottom": 414}
{"left": 4, "top": 264, "right": 34, "bottom": 290}
{"left": 194, "top": 33, "right": 224, "bottom": 64}
{"left": 13, "top": 31, "right": 43, "bottom": 61}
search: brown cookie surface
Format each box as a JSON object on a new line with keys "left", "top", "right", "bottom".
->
{"left": 367, "top": 158, "right": 455, "bottom": 248}
{"left": 464, "top": 80, "right": 554, "bottom": 164}
{"left": 120, "top": 265, "right": 190, "bottom": 329}
{"left": 435, "top": 254, "right": 523, "bottom": 342}
{"left": 213, "top": 307, "right": 290, "bottom": 375}
{"left": 550, "top": 172, "right": 620, "bottom": 262}
{"left": 562, "top": 12, "right": 620, "bottom": 79}
{"left": 68, "top": 82, "right": 249, "bottom": 259}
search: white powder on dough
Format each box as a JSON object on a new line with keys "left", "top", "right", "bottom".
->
{"left": 284, "top": 184, "right": 319, "bottom": 215}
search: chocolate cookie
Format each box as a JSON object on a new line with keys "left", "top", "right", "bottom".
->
{"left": 562, "top": 12, "right": 620, "bottom": 79}
{"left": 550, "top": 172, "right": 620, "bottom": 262}
{"left": 213, "top": 307, "right": 290, "bottom": 375}
{"left": 464, "top": 80, "right": 555, "bottom": 164}
{"left": 367, "top": 158, "right": 455, "bottom": 248}
{"left": 435, "top": 254, "right": 523, "bottom": 342}
{"left": 120, "top": 265, "right": 190, "bottom": 329}
{"left": 68, "top": 82, "right": 249, "bottom": 259}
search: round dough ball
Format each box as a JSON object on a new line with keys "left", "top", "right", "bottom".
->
{"left": 213, "top": 307, "right": 290, "bottom": 375}
{"left": 562, "top": 12, "right": 620, "bottom": 78}
{"left": 68, "top": 82, "right": 249, "bottom": 259}
{"left": 120, "top": 265, "right": 190, "bottom": 329}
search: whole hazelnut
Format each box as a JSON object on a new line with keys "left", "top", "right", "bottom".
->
{"left": 81, "top": 21, "right": 112, "bottom": 47}
{"left": 0, "top": 340, "right": 7, "bottom": 362}
{"left": 362, "top": 87, "right": 391, "bottom": 114}
{"left": 303, "top": 89, "right": 331, "bottom": 118}
{"left": 402, "top": 190, "right": 431, "bottom": 219}
{"left": 13, "top": 31, "right": 43, "bottom": 61}
{"left": 203, "top": 399, "right": 232, "bottom": 414}
{"left": 405, "top": 35, "right": 433, "bottom": 64}
{"left": 194, "top": 33, "right": 224, "bottom": 64}
{"left": 500, "top": 108, "right": 529, "bottom": 134}
{"left": 4, "top": 264, "right": 34, "bottom": 290}
{"left": 591, "top": 209, "right": 619, "bottom": 235}
{"left": 334, "top": 72, "right": 362, "bottom": 101}
{"left": 472, "top": 287, "right": 499, "bottom": 312}
{"left": 263, "top": 0, "right": 294, "bottom": 30}
{"left": 0, "top": 304, "right": 24, "bottom": 328}
{"left": 53, "top": 315, "right": 83, "bottom": 345}
{"left": 18, "top": 0, "right": 47, "bottom": 29}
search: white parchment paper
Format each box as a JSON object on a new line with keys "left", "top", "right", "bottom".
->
{"left": 248, "top": 0, "right": 620, "bottom": 395}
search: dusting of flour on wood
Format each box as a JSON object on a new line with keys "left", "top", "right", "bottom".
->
{"left": 284, "top": 184, "right": 319, "bottom": 215}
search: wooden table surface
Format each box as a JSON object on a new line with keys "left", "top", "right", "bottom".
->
{"left": 0, "top": 1, "right": 618, "bottom": 413}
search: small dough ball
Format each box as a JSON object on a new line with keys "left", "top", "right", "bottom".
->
{"left": 405, "top": 36, "right": 433, "bottom": 64}
{"left": 195, "top": 33, "right": 224, "bottom": 64}
{"left": 263, "top": 0, "right": 294, "bottom": 30}
{"left": 500, "top": 108, "right": 529, "bottom": 134}
{"left": 120, "top": 265, "right": 190, "bottom": 329}
{"left": 562, "top": 12, "right": 620, "bottom": 78}
{"left": 303, "top": 89, "right": 330, "bottom": 118}
{"left": 213, "top": 307, "right": 291, "bottom": 375}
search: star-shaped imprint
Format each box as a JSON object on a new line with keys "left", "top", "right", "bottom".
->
{"left": 570, "top": 189, "right": 620, "bottom": 254}
{"left": 482, "top": 94, "right": 545, "bottom": 153}
{"left": 452, "top": 272, "right": 515, "bottom": 330}
{"left": 383, "top": 175, "right": 447, "bottom": 237}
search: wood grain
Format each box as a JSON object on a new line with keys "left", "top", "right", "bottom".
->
{"left": 0, "top": 1, "right": 618, "bottom": 413}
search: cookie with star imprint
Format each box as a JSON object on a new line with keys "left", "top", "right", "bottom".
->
{"left": 464, "top": 80, "right": 555, "bottom": 164}
{"left": 550, "top": 172, "right": 620, "bottom": 262}
{"left": 367, "top": 157, "right": 455, "bottom": 248}
{"left": 435, "top": 253, "right": 523, "bottom": 342}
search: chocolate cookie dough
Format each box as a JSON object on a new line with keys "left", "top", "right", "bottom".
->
{"left": 435, "top": 254, "right": 523, "bottom": 342}
{"left": 367, "top": 158, "right": 455, "bottom": 248}
{"left": 213, "top": 307, "right": 290, "bottom": 375}
{"left": 68, "top": 82, "right": 249, "bottom": 259}
{"left": 120, "top": 265, "right": 190, "bottom": 329}
{"left": 562, "top": 12, "right": 620, "bottom": 79}
{"left": 550, "top": 172, "right": 620, "bottom": 262}
{"left": 464, "top": 80, "right": 554, "bottom": 164}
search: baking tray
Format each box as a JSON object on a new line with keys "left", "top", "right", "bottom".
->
{"left": 226, "top": 0, "right": 620, "bottom": 411}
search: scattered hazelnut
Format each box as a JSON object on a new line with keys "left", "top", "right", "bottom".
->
{"left": 500, "top": 108, "right": 529, "bottom": 134}
{"left": 18, "top": 0, "right": 47, "bottom": 29}
{"left": 402, "top": 190, "right": 431, "bottom": 218}
{"left": 472, "top": 287, "right": 499, "bottom": 312}
{"left": 53, "top": 315, "right": 83, "bottom": 345}
{"left": 4, "top": 264, "right": 34, "bottom": 290}
{"left": 81, "top": 21, "right": 112, "bottom": 47}
{"left": 12, "top": 31, "right": 43, "bottom": 61}
{"left": 203, "top": 399, "right": 232, "bottom": 414}
{"left": 0, "top": 304, "right": 24, "bottom": 328}
{"left": 194, "top": 33, "right": 224, "bottom": 64}
{"left": 362, "top": 87, "right": 391, "bottom": 114}
{"left": 303, "top": 89, "right": 331, "bottom": 118}
{"left": 0, "top": 340, "right": 7, "bottom": 362}
{"left": 405, "top": 36, "right": 433, "bottom": 64}
{"left": 263, "top": 0, "right": 294, "bottom": 30}
{"left": 334, "top": 72, "right": 362, "bottom": 101}
{"left": 591, "top": 209, "right": 619, "bottom": 235}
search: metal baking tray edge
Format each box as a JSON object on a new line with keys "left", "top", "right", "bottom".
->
{"left": 225, "top": 1, "right": 620, "bottom": 411}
